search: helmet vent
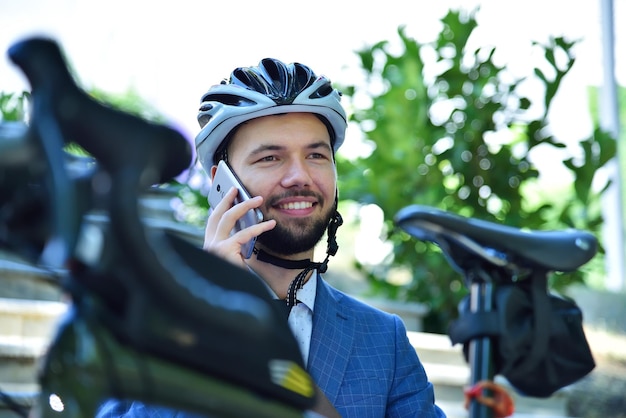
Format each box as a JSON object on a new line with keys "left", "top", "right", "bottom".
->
{"left": 230, "top": 58, "right": 319, "bottom": 106}
{"left": 204, "top": 93, "right": 256, "bottom": 107}
{"left": 309, "top": 80, "right": 334, "bottom": 99}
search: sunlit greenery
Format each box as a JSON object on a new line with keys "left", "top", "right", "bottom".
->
{"left": 0, "top": 91, "right": 29, "bottom": 122}
{"left": 2, "top": 9, "right": 621, "bottom": 335}
{"left": 336, "top": 9, "right": 616, "bottom": 332}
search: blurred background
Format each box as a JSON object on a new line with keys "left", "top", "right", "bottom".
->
{"left": 0, "top": 0, "right": 621, "bottom": 143}
{"left": 4, "top": 0, "right": 623, "bottom": 306}
{"left": 1, "top": 1, "right": 625, "bottom": 416}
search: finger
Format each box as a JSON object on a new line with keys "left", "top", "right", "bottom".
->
{"left": 206, "top": 219, "right": 276, "bottom": 267}
{"left": 218, "top": 218, "right": 276, "bottom": 257}
{"left": 233, "top": 218, "right": 276, "bottom": 243}
{"left": 203, "top": 189, "right": 274, "bottom": 261}
{"left": 213, "top": 194, "right": 264, "bottom": 240}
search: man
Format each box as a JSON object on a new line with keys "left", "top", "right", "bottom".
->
{"left": 98, "top": 58, "right": 446, "bottom": 418}
{"left": 196, "top": 58, "right": 445, "bottom": 418}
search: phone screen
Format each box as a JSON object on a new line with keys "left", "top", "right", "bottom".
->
{"left": 208, "top": 160, "right": 263, "bottom": 258}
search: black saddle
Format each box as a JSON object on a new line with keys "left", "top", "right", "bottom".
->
{"left": 395, "top": 205, "right": 597, "bottom": 274}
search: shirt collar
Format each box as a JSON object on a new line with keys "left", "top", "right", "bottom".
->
{"left": 248, "top": 265, "right": 317, "bottom": 312}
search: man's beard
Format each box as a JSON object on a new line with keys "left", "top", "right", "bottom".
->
{"left": 257, "top": 206, "right": 334, "bottom": 256}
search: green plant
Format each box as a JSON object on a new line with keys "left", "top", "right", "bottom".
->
{"left": 0, "top": 91, "right": 29, "bottom": 121}
{"left": 337, "top": 9, "right": 615, "bottom": 333}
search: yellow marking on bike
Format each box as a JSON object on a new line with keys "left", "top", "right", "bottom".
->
{"left": 269, "top": 359, "right": 314, "bottom": 398}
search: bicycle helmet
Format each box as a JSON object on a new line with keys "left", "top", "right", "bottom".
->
{"left": 194, "top": 58, "right": 347, "bottom": 171}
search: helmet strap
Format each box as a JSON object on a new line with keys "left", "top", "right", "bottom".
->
{"left": 255, "top": 249, "right": 313, "bottom": 270}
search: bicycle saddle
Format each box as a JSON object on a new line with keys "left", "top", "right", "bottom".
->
{"left": 395, "top": 205, "right": 597, "bottom": 273}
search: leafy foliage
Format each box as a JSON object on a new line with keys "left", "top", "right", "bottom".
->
{"left": 337, "top": 10, "right": 615, "bottom": 332}
{"left": 0, "top": 91, "right": 29, "bottom": 121}
{"left": 3, "top": 9, "right": 613, "bottom": 336}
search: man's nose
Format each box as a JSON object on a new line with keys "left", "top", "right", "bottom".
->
{"left": 280, "top": 159, "right": 313, "bottom": 188}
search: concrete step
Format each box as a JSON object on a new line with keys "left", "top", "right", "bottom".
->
{"left": 0, "top": 257, "right": 63, "bottom": 301}
{"left": 409, "top": 331, "right": 573, "bottom": 417}
{"left": 0, "top": 388, "right": 37, "bottom": 418}
{"left": 0, "top": 297, "right": 58, "bottom": 416}
{"left": 0, "top": 336, "right": 43, "bottom": 418}
{"left": 0, "top": 253, "right": 64, "bottom": 416}
{"left": 409, "top": 330, "right": 466, "bottom": 367}
{"left": 0, "top": 297, "right": 68, "bottom": 340}
{"left": 0, "top": 298, "right": 67, "bottom": 388}
{"left": 0, "top": 335, "right": 50, "bottom": 384}
{"left": 1, "top": 283, "right": 616, "bottom": 418}
{"left": 0, "top": 318, "right": 576, "bottom": 418}
{"left": 427, "top": 371, "right": 571, "bottom": 417}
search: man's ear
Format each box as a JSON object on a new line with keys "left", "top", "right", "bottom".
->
{"left": 210, "top": 165, "right": 218, "bottom": 180}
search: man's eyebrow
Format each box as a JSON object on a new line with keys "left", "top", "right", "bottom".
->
{"left": 248, "top": 141, "right": 332, "bottom": 156}
{"left": 249, "top": 144, "right": 284, "bottom": 156}
{"left": 307, "top": 141, "right": 333, "bottom": 152}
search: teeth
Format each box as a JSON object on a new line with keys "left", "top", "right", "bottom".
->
{"left": 279, "top": 201, "right": 313, "bottom": 210}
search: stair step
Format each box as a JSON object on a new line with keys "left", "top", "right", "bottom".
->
{"left": 411, "top": 332, "right": 574, "bottom": 417}
{"left": 0, "top": 382, "right": 39, "bottom": 395}
{"left": 0, "top": 384, "right": 38, "bottom": 418}
{"left": 0, "top": 329, "right": 574, "bottom": 418}
{"left": 422, "top": 362, "right": 469, "bottom": 388}
{"left": 0, "top": 297, "right": 68, "bottom": 341}
{"left": 0, "top": 334, "right": 55, "bottom": 385}
{"left": 0, "top": 259, "right": 63, "bottom": 302}
{"left": 0, "top": 336, "right": 49, "bottom": 358}
{"left": 359, "top": 297, "right": 429, "bottom": 332}
{"left": 428, "top": 368, "right": 571, "bottom": 418}
{"left": 409, "top": 331, "right": 467, "bottom": 367}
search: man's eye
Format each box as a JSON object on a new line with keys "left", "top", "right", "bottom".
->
{"left": 258, "top": 155, "right": 276, "bottom": 162}
{"left": 309, "top": 153, "right": 327, "bottom": 159}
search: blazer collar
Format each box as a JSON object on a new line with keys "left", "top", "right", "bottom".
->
{"left": 307, "top": 275, "right": 355, "bottom": 404}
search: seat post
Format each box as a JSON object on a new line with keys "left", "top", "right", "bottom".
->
{"left": 467, "top": 276, "right": 496, "bottom": 418}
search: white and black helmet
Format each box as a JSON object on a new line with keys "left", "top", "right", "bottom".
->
{"left": 194, "top": 58, "right": 347, "bottom": 171}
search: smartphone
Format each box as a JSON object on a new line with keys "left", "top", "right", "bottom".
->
{"left": 208, "top": 160, "right": 264, "bottom": 259}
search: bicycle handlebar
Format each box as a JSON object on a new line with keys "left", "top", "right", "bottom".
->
{"left": 2, "top": 37, "right": 316, "bottom": 416}
{"left": 8, "top": 37, "right": 275, "bottom": 331}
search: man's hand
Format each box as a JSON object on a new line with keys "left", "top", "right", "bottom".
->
{"left": 203, "top": 187, "right": 275, "bottom": 267}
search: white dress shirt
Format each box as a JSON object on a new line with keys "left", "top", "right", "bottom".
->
{"left": 288, "top": 272, "right": 316, "bottom": 366}
{"left": 249, "top": 267, "right": 316, "bottom": 366}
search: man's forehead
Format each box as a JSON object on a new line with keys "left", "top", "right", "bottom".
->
{"left": 229, "top": 114, "right": 332, "bottom": 151}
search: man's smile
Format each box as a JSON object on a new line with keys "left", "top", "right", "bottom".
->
{"left": 278, "top": 201, "right": 315, "bottom": 210}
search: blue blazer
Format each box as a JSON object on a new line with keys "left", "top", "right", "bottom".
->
{"left": 97, "top": 276, "right": 446, "bottom": 418}
{"left": 309, "top": 276, "right": 445, "bottom": 418}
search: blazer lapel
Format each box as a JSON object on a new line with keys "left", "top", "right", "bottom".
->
{"left": 307, "top": 276, "right": 355, "bottom": 405}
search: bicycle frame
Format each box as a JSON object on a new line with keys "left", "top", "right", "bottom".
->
{"left": 1, "top": 37, "right": 315, "bottom": 418}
